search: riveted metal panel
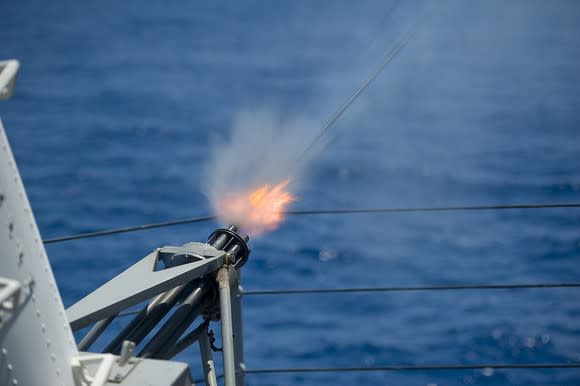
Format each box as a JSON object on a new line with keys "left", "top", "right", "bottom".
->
{"left": 0, "top": 120, "right": 78, "bottom": 386}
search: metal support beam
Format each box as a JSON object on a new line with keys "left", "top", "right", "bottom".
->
{"left": 230, "top": 270, "right": 245, "bottom": 386}
{"left": 138, "top": 280, "right": 210, "bottom": 359}
{"left": 67, "top": 244, "right": 225, "bottom": 330}
{"left": 114, "top": 283, "right": 191, "bottom": 355}
{"left": 217, "top": 266, "right": 236, "bottom": 386}
{"left": 163, "top": 321, "right": 206, "bottom": 359}
{"left": 199, "top": 328, "right": 218, "bottom": 386}
{"left": 77, "top": 313, "right": 117, "bottom": 351}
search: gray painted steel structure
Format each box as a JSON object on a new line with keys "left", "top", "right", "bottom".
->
{"left": 1, "top": 60, "right": 248, "bottom": 386}
{"left": 1, "top": 118, "right": 197, "bottom": 386}
{"left": 1, "top": 118, "right": 78, "bottom": 385}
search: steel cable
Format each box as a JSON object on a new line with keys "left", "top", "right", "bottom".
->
{"left": 192, "top": 363, "right": 580, "bottom": 383}
{"left": 114, "top": 282, "right": 580, "bottom": 318}
{"left": 291, "top": 31, "right": 411, "bottom": 167}
{"left": 244, "top": 363, "right": 580, "bottom": 374}
{"left": 43, "top": 215, "right": 216, "bottom": 244}
{"left": 290, "top": 0, "right": 425, "bottom": 170}
{"left": 42, "top": 202, "right": 580, "bottom": 244}
{"left": 244, "top": 282, "right": 580, "bottom": 296}
{"left": 286, "top": 202, "right": 580, "bottom": 215}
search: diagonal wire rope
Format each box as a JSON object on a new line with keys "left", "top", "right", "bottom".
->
{"left": 291, "top": 31, "right": 411, "bottom": 168}
{"left": 43, "top": 202, "right": 580, "bottom": 244}
{"left": 288, "top": 3, "right": 427, "bottom": 174}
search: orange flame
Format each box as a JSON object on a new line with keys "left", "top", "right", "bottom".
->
{"left": 218, "top": 179, "right": 296, "bottom": 236}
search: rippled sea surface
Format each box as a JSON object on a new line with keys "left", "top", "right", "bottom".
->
{"left": 2, "top": 1, "right": 580, "bottom": 385}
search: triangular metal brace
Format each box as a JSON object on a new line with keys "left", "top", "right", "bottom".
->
{"left": 67, "top": 243, "right": 226, "bottom": 330}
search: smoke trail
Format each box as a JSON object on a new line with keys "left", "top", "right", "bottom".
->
{"left": 201, "top": 2, "right": 424, "bottom": 234}
{"left": 202, "top": 108, "right": 321, "bottom": 232}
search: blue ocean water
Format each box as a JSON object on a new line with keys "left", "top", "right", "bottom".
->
{"left": 2, "top": 0, "right": 580, "bottom": 385}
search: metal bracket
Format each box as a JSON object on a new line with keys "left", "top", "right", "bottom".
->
{"left": 72, "top": 354, "right": 116, "bottom": 386}
{"left": 108, "top": 341, "right": 140, "bottom": 383}
{"left": 73, "top": 350, "right": 193, "bottom": 386}
{"left": 0, "top": 277, "right": 21, "bottom": 328}
{"left": 67, "top": 243, "right": 227, "bottom": 330}
{"left": 108, "top": 359, "right": 140, "bottom": 384}
{"left": 72, "top": 346, "right": 140, "bottom": 386}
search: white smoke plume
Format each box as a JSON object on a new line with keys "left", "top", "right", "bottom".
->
{"left": 202, "top": 108, "right": 322, "bottom": 233}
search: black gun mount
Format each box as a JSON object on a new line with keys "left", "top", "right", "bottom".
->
{"left": 207, "top": 226, "right": 250, "bottom": 268}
